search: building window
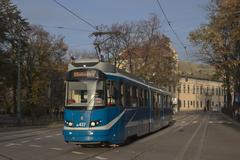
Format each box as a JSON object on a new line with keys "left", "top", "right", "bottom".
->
{"left": 200, "top": 101, "right": 202, "bottom": 108}
{"left": 173, "top": 86, "right": 176, "bottom": 93}
{"left": 187, "top": 85, "right": 190, "bottom": 93}
{"left": 168, "top": 86, "right": 171, "bottom": 92}
{"left": 200, "top": 86, "right": 203, "bottom": 95}
{"left": 193, "top": 101, "right": 195, "bottom": 108}
{"left": 212, "top": 87, "right": 214, "bottom": 96}
{"left": 184, "top": 100, "right": 186, "bottom": 108}
{"left": 196, "top": 86, "right": 199, "bottom": 94}
{"left": 183, "top": 84, "right": 186, "bottom": 93}
{"left": 178, "top": 85, "right": 181, "bottom": 93}
{"left": 193, "top": 85, "right": 195, "bottom": 94}
{"left": 196, "top": 101, "right": 199, "bottom": 108}
{"left": 212, "top": 101, "right": 214, "bottom": 106}
{"left": 188, "top": 101, "right": 189, "bottom": 108}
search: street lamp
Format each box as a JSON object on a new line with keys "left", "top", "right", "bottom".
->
{"left": 16, "top": 41, "right": 21, "bottom": 125}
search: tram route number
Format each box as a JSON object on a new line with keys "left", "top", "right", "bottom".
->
{"left": 78, "top": 122, "right": 87, "bottom": 127}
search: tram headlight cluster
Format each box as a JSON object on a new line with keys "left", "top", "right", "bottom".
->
{"left": 65, "top": 121, "right": 74, "bottom": 127}
{"left": 90, "top": 120, "right": 101, "bottom": 127}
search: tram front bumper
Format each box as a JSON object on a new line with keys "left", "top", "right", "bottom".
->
{"left": 63, "top": 129, "right": 111, "bottom": 143}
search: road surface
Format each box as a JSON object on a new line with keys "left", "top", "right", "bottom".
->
{"left": 0, "top": 112, "right": 240, "bottom": 160}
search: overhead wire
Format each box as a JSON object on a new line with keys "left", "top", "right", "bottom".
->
{"left": 156, "top": 0, "right": 188, "bottom": 55}
{"left": 53, "top": 0, "right": 97, "bottom": 31}
{"left": 36, "top": 24, "right": 93, "bottom": 32}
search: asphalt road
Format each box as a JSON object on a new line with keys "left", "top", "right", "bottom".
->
{"left": 0, "top": 112, "right": 240, "bottom": 160}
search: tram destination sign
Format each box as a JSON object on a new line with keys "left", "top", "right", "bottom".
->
{"left": 73, "top": 70, "right": 97, "bottom": 78}
{"left": 67, "top": 69, "right": 105, "bottom": 80}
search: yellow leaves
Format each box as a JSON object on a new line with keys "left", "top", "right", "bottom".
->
{"left": 26, "top": 80, "right": 47, "bottom": 105}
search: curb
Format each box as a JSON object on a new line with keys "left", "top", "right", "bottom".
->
{"left": 221, "top": 112, "right": 240, "bottom": 127}
{"left": 0, "top": 122, "right": 63, "bottom": 133}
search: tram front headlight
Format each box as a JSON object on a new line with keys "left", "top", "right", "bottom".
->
{"left": 65, "top": 121, "right": 74, "bottom": 127}
{"left": 68, "top": 122, "right": 73, "bottom": 127}
{"left": 90, "top": 121, "right": 96, "bottom": 127}
{"left": 90, "top": 120, "right": 101, "bottom": 127}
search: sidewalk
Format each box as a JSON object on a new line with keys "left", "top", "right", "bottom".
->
{"left": 221, "top": 112, "right": 240, "bottom": 127}
{"left": 0, "top": 121, "right": 63, "bottom": 133}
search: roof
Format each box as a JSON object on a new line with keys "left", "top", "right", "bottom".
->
{"left": 178, "top": 61, "right": 217, "bottom": 81}
{"left": 68, "top": 59, "right": 170, "bottom": 95}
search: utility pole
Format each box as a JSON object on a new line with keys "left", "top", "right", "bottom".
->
{"left": 17, "top": 42, "right": 21, "bottom": 125}
{"left": 91, "top": 31, "right": 121, "bottom": 62}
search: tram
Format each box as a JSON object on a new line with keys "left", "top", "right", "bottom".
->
{"left": 63, "top": 59, "right": 173, "bottom": 145}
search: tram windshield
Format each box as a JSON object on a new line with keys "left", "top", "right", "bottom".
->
{"left": 66, "top": 80, "right": 105, "bottom": 110}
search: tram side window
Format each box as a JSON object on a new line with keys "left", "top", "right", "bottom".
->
{"left": 163, "top": 96, "right": 166, "bottom": 108}
{"left": 125, "top": 85, "right": 131, "bottom": 107}
{"left": 139, "top": 88, "right": 143, "bottom": 107}
{"left": 144, "top": 90, "right": 148, "bottom": 107}
{"left": 131, "top": 86, "right": 138, "bottom": 107}
{"left": 106, "top": 80, "right": 116, "bottom": 106}
{"left": 136, "top": 88, "right": 140, "bottom": 107}
{"left": 158, "top": 94, "right": 162, "bottom": 109}
{"left": 166, "top": 96, "right": 169, "bottom": 108}
{"left": 120, "top": 82, "right": 125, "bottom": 107}
{"left": 153, "top": 92, "right": 158, "bottom": 110}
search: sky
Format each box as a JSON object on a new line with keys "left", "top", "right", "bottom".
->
{"left": 12, "top": 0, "right": 210, "bottom": 61}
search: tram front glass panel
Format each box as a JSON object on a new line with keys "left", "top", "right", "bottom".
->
{"left": 65, "top": 69, "right": 106, "bottom": 110}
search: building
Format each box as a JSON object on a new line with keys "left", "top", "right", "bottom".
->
{"left": 169, "top": 61, "right": 226, "bottom": 112}
{"left": 177, "top": 76, "right": 225, "bottom": 111}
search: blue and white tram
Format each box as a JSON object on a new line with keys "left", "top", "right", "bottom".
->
{"left": 63, "top": 60, "right": 173, "bottom": 145}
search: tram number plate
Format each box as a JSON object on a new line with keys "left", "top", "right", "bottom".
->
{"left": 79, "top": 122, "right": 86, "bottom": 127}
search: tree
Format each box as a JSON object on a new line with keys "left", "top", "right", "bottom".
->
{"left": 100, "top": 14, "right": 178, "bottom": 87}
{"left": 22, "top": 25, "right": 68, "bottom": 119}
{"left": 0, "top": 0, "right": 29, "bottom": 114}
{"left": 189, "top": 0, "right": 240, "bottom": 110}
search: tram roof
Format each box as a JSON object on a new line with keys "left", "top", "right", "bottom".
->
{"left": 68, "top": 59, "right": 170, "bottom": 95}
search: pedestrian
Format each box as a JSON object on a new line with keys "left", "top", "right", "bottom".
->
{"left": 234, "top": 109, "right": 238, "bottom": 120}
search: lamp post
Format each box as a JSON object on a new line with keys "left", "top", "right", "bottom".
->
{"left": 16, "top": 42, "right": 21, "bottom": 125}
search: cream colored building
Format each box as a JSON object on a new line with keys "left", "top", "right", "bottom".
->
{"left": 175, "top": 77, "right": 226, "bottom": 111}
{"left": 168, "top": 61, "right": 226, "bottom": 112}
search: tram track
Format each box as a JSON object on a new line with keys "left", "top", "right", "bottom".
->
{"left": 174, "top": 113, "right": 209, "bottom": 160}
{"left": 128, "top": 113, "right": 203, "bottom": 160}
{"left": 0, "top": 127, "right": 62, "bottom": 143}
{"left": 50, "top": 114, "right": 197, "bottom": 160}
{"left": 0, "top": 153, "right": 14, "bottom": 160}
{"left": 0, "top": 113, "right": 201, "bottom": 160}
{"left": 72, "top": 113, "right": 201, "bottom": 160}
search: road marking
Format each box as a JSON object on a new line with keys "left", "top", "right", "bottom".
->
{"left": 193, "top": 116, "right": 209, "bottom": 160}
{"left": 193, "top": 121, "right": 198, "bottom": 124}
{"left": 35, "top": 137, "right": 42, "bottom": 140}
{"left": 72, "top": 151, "right": 84, "bottom": 155}
{"left": 45, "top": 135, "right": 53, "bottom": 138}
{"left": 5, "top": 143, "right": 22, "bottom": 147}
{"left": 29, "top": 144, "right": 41, "bottom": 148}
{"left": 21, "top": 140, "right": 30, "bottom": 143}
{"left": 181, "top": 121, "right": 186, "bottom": 123}
{"left": 50, "top": 147, "right": 63, "bottom": 151}
{"left": 55, "top": 133, "right": 61, "bottom": 136}
{"left": 95, "top": 156, "right": 108, "bottom": 160}
{"left": 226, "top": 121, "right": 232, "bottom": 124}
{"left": 217, "top": 121, "right": 223, "bottom": 124}
{"left": 209, "top": 121, "right": 213, "bottom": 124}
{"left": 175, "top": 115, "right": 208, "bottom": 160}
